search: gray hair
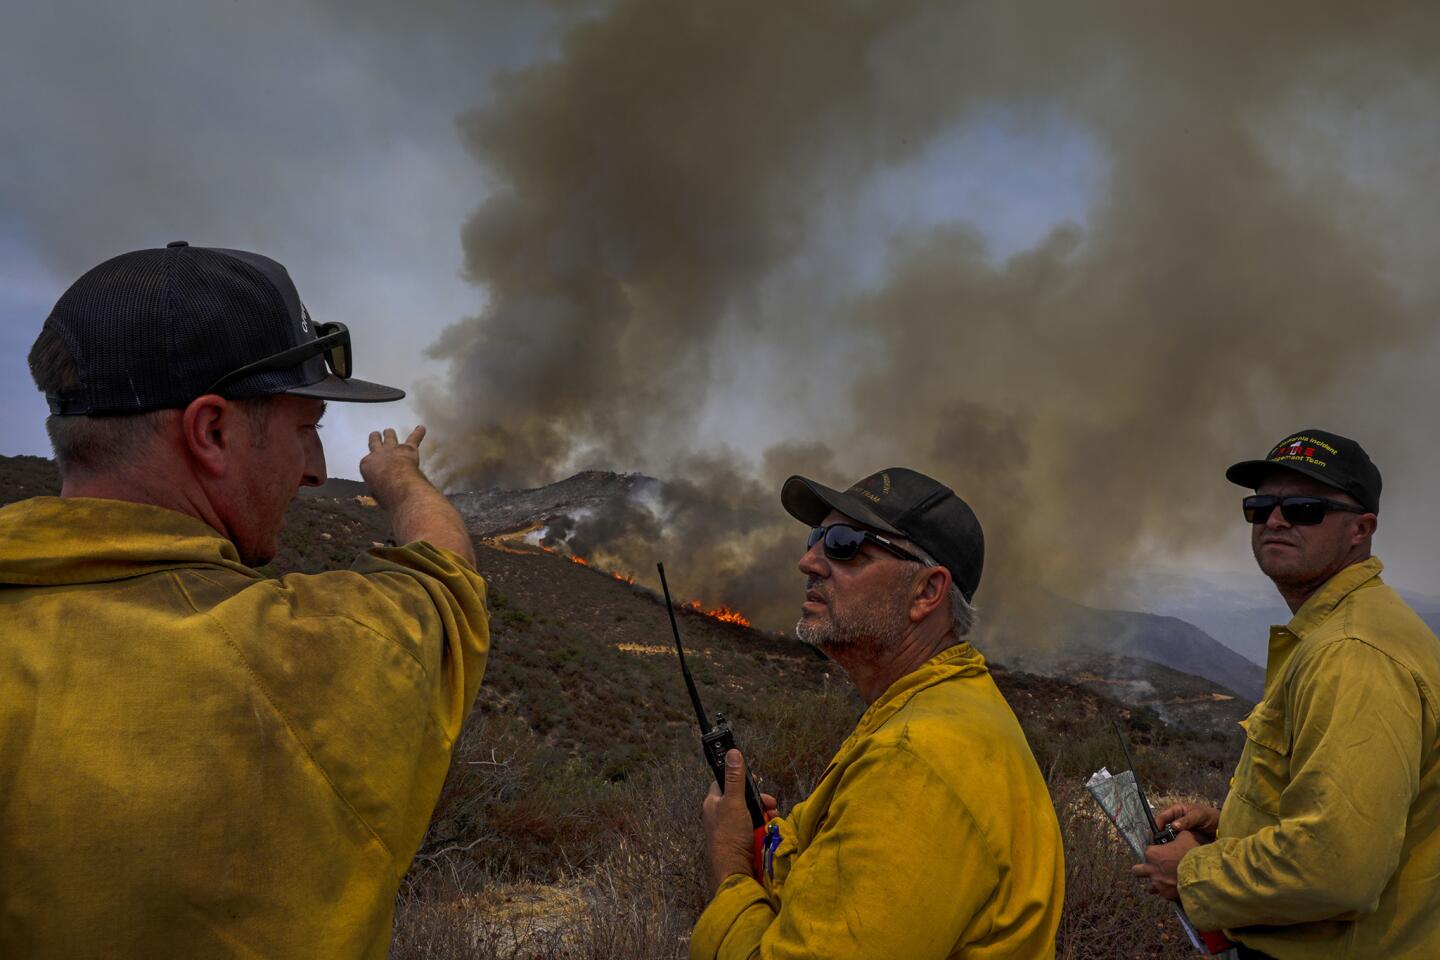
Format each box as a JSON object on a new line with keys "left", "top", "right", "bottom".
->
{"left": 42, "top": 398, "right": 275, "bottom": 478}
{"left": 903, "top": 543, "right": 978, "bottom": 638}
{"left": 31, "top": 324, "right": 167, "bottom": 475}
{"left": 30, "top": 324, "right": 276, "bottom": 476}
{"left": 44, "top": 412, "right": 172, "bottom": 476}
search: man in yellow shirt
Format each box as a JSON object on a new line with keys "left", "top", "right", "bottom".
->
{"left": 691, "top": 468, "right": 1063, "bottom": 960}
{"left": 1135, "top": 429, "right": 1440, "bottom": 959}
{"left": 0, "top": 243, "right": 490, "bottom": 958}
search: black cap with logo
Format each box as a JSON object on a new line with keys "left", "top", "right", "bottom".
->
{"left": 1225, "top": 428, "right": 1382, "bottom": 513}
{"left": 781, "top": 467, "right": 985, "bottom": 601}
{"left": 38, "top": 241, "right": 404, "bottom": 416}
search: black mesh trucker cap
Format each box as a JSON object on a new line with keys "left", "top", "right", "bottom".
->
{"left": 1225, "top": 428, "right": 1381, "bottom": 513}
{"left": 38, "top": 241, "right": 404, "bottom": 415}
{"left": 781, "top": 467, "right": 985, "bottom": 601}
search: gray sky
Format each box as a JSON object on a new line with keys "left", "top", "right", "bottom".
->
{"left": 4, "top": 2, "right": 1439, "bottom": 607}
{"left": 0, "top": 0, "right": 554, "bottom": 469}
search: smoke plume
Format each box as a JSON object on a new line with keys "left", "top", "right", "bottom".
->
{"left": 420, "top": 1, "right": 1440, "bottom": 634}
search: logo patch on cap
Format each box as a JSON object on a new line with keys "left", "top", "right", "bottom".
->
{"left": 300, "top": 302, "right": 311, "bottom": 334}
{"left": 1268, "top": 434, "right": 1336, "bottom": 469}
{"left": 848, "top": 471, "right": 892, "bottom": 504}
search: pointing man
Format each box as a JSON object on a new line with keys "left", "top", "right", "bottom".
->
{"left": 0, "top": 243, "right": 489, "bottom": 958}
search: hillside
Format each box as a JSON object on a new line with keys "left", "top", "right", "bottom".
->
{"left": 0, "top": 456, "right": 1247, "bottom": 957}
{"left": 0, "top": 454, "right": 58, "bottom": 506}
{"left": 0, "top": 454, "right": 1255, "bottom": 722}
{"left": 453, "top": 468, "right": 1266, "bottom": 701}
{"left": 451, "top": 470, "right": 656, "bottom": 538}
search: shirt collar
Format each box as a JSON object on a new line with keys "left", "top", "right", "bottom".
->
{"left": 1287, "top": 555, "right": 1384, "bottom": 639}
{"left": 1260, "top": 556, "right": 1384, "bottom": 694}
{"left": 847, "top": 642, "right": 989, "bottom": 743}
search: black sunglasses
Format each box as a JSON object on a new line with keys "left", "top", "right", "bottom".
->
{"left": 807, "top": 523, "right": 927, "bottom": 565}
{"left": 205, "top": 321, "right": 352, "bottom": 396}
{"left": 1242, "top": 494, "right": 1367, "bottom": 526}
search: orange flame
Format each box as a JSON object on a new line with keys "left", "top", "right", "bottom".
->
{"left": 704, "top": 605, "right": 752, "bottom": 628}
{"left": 681, "top": 598, "right": 751, "bottom": 628}
{"left": 541, "top": 549, "right": 750, "bottom": 625}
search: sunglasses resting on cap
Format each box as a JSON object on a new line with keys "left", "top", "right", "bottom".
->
{"left": 206, "top": 321, "right": 353, "bottom": 396}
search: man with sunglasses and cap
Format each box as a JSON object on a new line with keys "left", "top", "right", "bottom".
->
{"left": 690, "top": 468, "right": 1063, "bottom": 960}
{"left": 1133, "top": 430, "right": 1440, "bottom": 959}
{"left": 0, "top": 243, "right": 489, "bottom": 959}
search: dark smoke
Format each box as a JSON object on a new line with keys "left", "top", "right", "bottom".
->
{"left": 421, "top": 1, "right": 1440, "bottom": 636}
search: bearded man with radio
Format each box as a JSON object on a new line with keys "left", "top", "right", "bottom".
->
{"left": 690, "top": 467, "right": 1063, "bottom": 960}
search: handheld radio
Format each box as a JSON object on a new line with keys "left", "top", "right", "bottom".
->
{"left": 657, "top": 562, "right": 766, "bottom": 830}
{"left": 1112, "top": 720, "right": 1178, "bottom": 845}
{"left": 1111, "top": 721, "right": 1233, "bottom": 952}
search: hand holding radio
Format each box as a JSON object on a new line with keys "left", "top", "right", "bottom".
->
{"left": 702, "top": 749, "right": 778, "bottom": 894}
{"left": 1132, "top": 829, "right": 1202, "bottom": 902}
{"left": 1155, "top": 802, "right": 1220, "bottom": 843}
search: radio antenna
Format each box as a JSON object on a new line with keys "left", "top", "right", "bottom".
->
{"left": 658, "top": 562, "right": 712, "bottom": 734}
{"left": 1112, "top": 719, "right": 1163, "bottom": 838}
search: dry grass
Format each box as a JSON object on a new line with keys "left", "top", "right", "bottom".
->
{"left": 391, "top": 681, "right": 1233, "bottom": 960}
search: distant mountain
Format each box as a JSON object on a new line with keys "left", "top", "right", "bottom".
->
{"left": 1104, "top": 568, "right": 1440, "bottom": 670}
{"left": 985, "top": 587, "right": 1267, "bottom": 701}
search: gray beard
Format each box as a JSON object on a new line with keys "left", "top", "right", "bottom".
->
{"left": 795, "top": 578, "right": 910, "bottom": 652}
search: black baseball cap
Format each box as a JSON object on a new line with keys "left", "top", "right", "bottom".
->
{"left": 781, "top": 467, "right": 985, "bottom": 601}
{"left": 1225, "top": 429, "right": 1381, "bottom": 513}
{"left": 38, "top": 241, "right": 404, "bottom": 416}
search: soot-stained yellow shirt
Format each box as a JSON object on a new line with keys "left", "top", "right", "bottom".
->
{"left": 1178, "top": 557, "right": 1440, "bottom": 959}
{"left": 690, "top": 643, "right": 1063, "bottom": 960}
{"left": 0, "top": 496, "right": 490, "bottom": 959}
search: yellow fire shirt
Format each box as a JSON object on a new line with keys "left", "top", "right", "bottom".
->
{"left": 690, "top": 643, "right": 1064, "bottom": 960}
{"left": 1178, "top": 557, "right": 1440, "bottom": 959}
{"left": 0, "top": 496, "right": 490, "bottom": 959}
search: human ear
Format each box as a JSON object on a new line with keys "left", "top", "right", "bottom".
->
{"left": 1350, "top": 513, "right": 1378, "bottom": 546}
{"left": 910, "top": 567, "right": 951, "bottom": 623}
{"left": 181, "top": 394, "right": 235, "bottom": 479}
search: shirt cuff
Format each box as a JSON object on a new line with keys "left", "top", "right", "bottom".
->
{"left": 689, "top": 874, "right": 774, "bottom": 960}
{"left": 1176, "top": 841, "right": 1227, "bottom": 932}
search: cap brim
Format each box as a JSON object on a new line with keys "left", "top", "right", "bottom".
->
{"left": 780, "top": 475, "right": 904, "bottom": 536}
{"left": 284, "top": 375, "right": 405, "bottom": 403}
{"left": 1225, "top": 458, "right": 1337, "bottom": 493}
